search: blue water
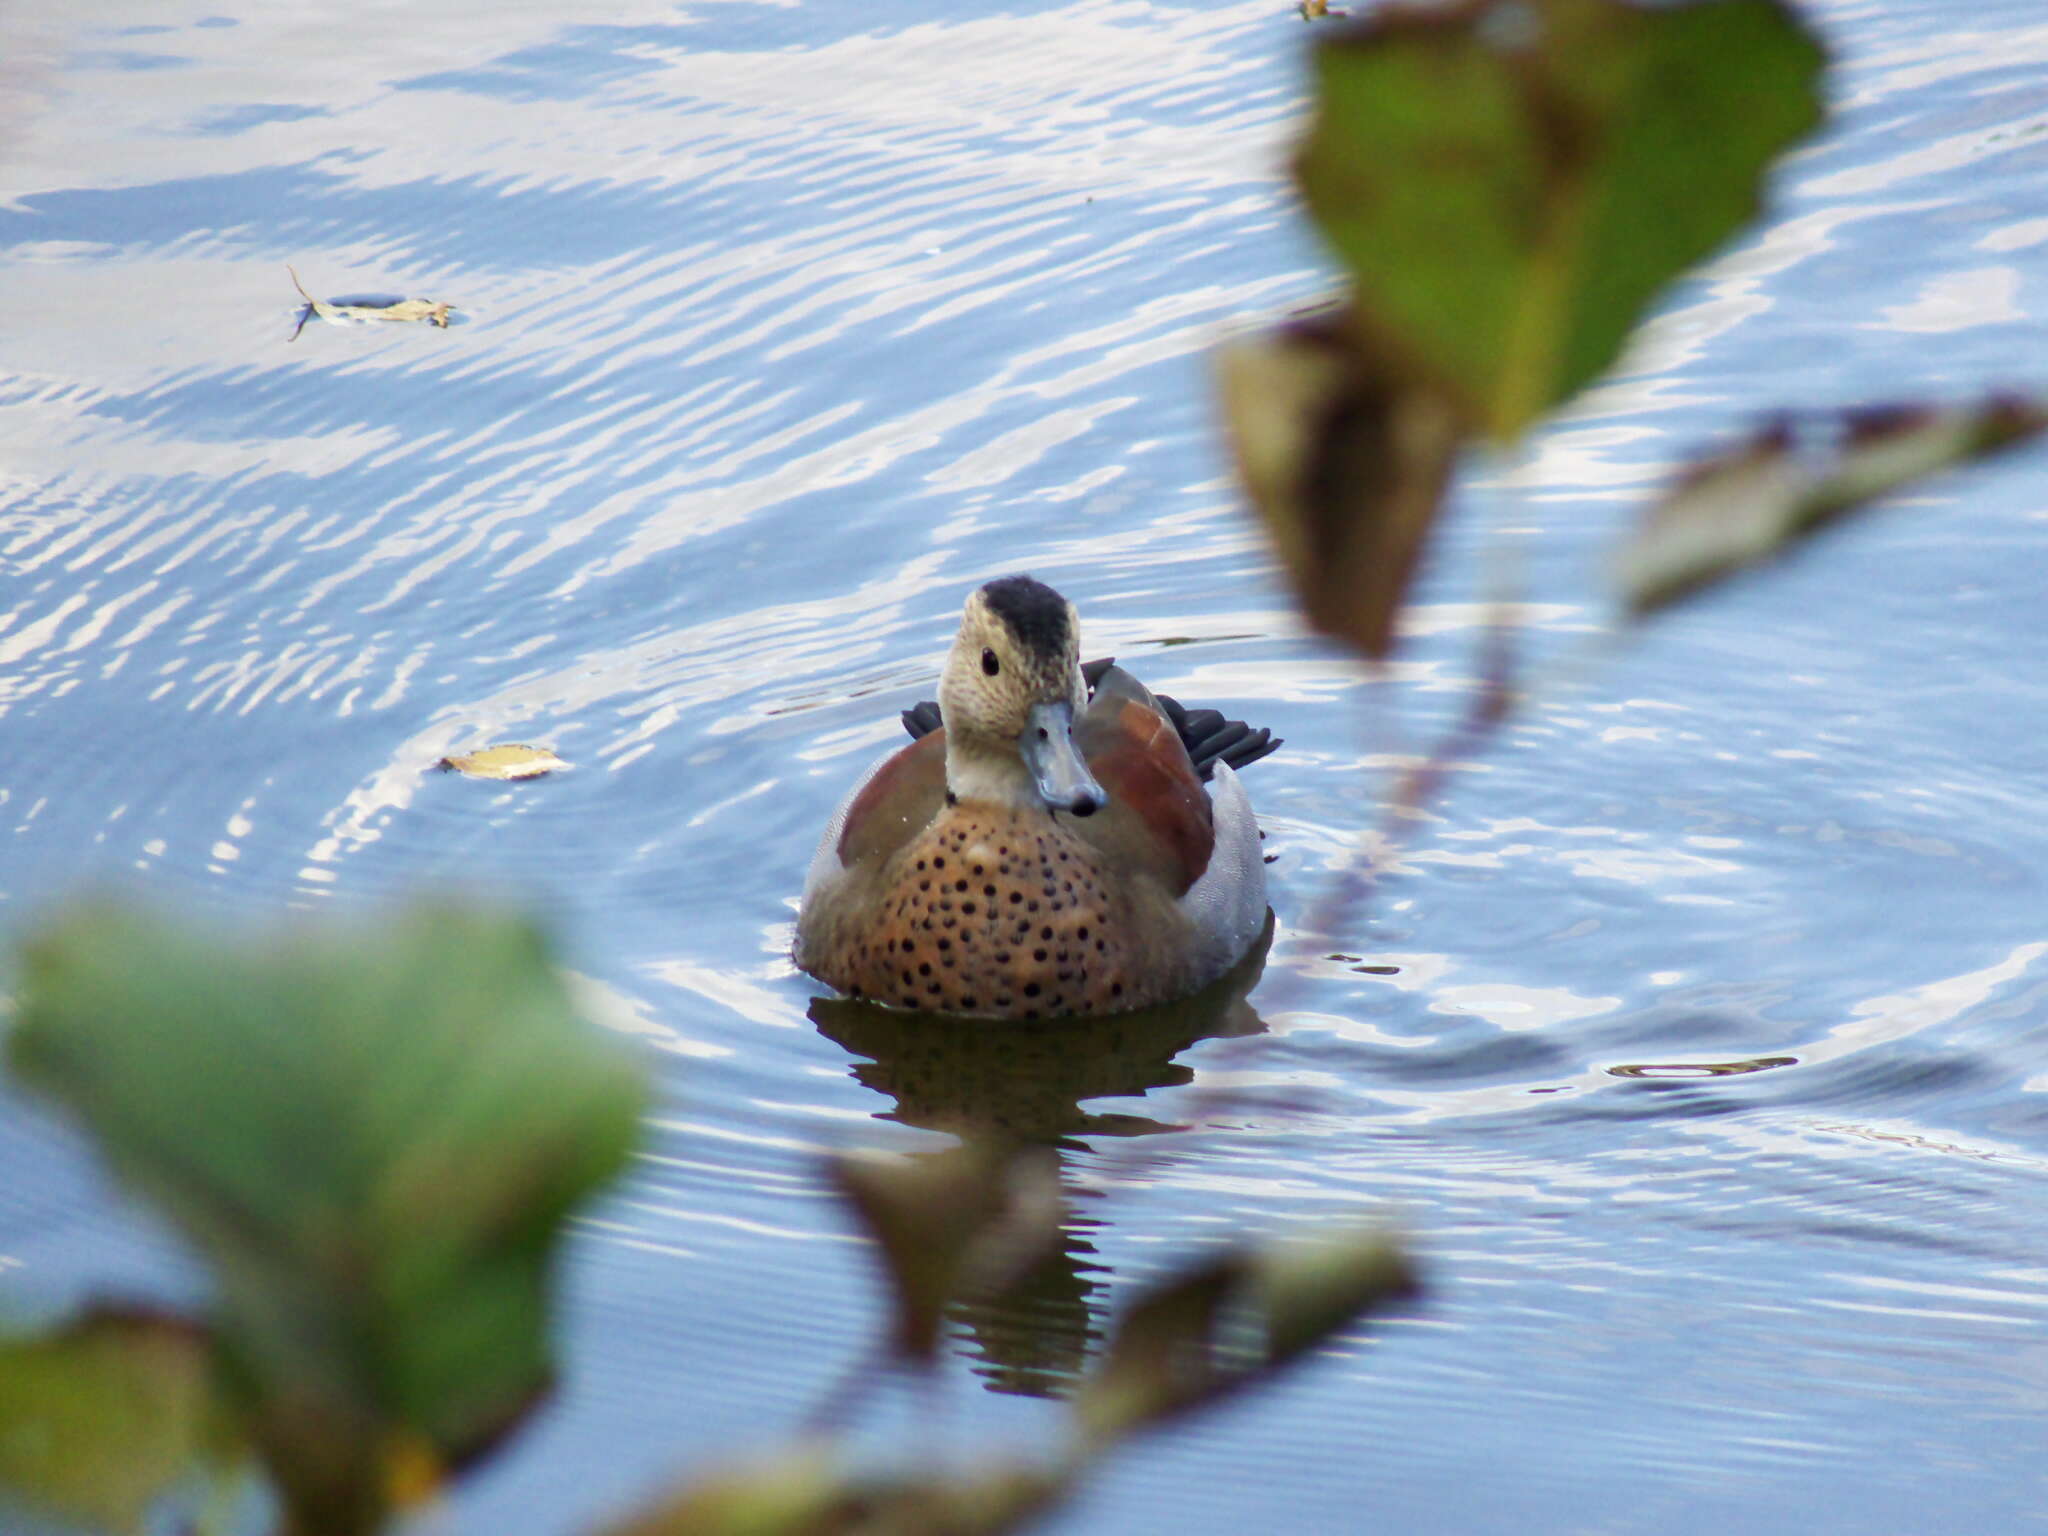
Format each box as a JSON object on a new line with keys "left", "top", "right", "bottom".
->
{"left": 6, "top": 0, "right": 2048, "bottom": 1530}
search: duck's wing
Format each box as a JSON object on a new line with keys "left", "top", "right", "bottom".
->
{"left": 902, "top": 657, "right": 1280, "bottom": 784}
{"left": 1151, "top": 694, "right": 1281, "bottom": 781}
{"left": 1079, "top": 667, "right": 1268, "bottom": 973}
{"left": 1068, "top": 664, "right": 1216, "bottom": 897}
{"left": 801, "top": 729, "right": 947, "bottom": 900}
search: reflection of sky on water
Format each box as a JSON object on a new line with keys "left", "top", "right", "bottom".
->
{"left": 5, "top": 0, "right": 2048, "bottom": 1530}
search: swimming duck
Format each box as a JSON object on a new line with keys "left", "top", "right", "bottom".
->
{"left": 795, "top": 575, "right": 1279, "bottom": 1020}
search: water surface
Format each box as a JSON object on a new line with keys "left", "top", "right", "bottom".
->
{"left": 5, "top": 0, "right": 2048, "bottom": 1531}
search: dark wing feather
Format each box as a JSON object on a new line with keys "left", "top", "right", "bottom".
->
{"left": 903, "top": 654, "right": 1279, "bottom": 782}
{"left": 1154, "top": 691, "right": 1280, "bottom": 782}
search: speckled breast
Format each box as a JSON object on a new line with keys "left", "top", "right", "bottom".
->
{"left": 826, "top": 803, "right": 1165, "bottom": 1019}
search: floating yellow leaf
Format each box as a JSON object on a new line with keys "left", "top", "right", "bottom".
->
{"left": 289, "top": 265, "right": 455, "bottom": 339}
{"left": 1077, "top": 1225, "right": 1416, "bottom": 1442}
{"left": 438, "top": 745, "right": 567, "bottom": 780}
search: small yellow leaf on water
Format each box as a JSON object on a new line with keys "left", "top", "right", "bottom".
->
{"left": 438, "top": 745, "right": 566, "bottom": 780}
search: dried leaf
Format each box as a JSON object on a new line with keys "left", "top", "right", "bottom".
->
{"left": 599, "top": 1448, "right": 845, "bottom": 1536}
{"left": 1296, "top": 0, "right": 1825, "bottom": 441}
{"left": 1217, "top": 311, "right": 1461, "bottom": 657}
{"left": 0, "top": 1307, "right": 224, "bottom": 1534}
{"left": 1617, "top": 397, "right": 2048, "bottom": 617}
{"left": 439, "top": 744, "right": 567, "bottom": 780}
{"left": 1254, "top": 1226, "right": 1415, "bottom": 1367}
{"left": 829, "top": 1144, "right": 1061, "bottom": 1364}
{"left": 1074, "top": 1252, "right": 1241, "bottom": 1441}
{"left": 601, "top": 1451, "right": 1061, "bottom": 1536}
{"left": 1077, "top": 1227, "right": 1416, "bottom": 1442}
{"left": 832, "top": 1466, "right": 1062, "bottom": 1536}
{"left": 289, "top": 266, "right": 455, "bottom": 339}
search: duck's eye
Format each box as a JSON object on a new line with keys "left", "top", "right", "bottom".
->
{"left": 981, "top": 648, "right": 1000, "bottom": 676}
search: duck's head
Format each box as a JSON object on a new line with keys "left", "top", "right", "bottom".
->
{"left": 937, "top": 575, "right": 1105, "bottom": 817}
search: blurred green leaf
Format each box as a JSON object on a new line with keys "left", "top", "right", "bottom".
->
{"left": 1077, "top": 1227, "right": 1415, "bottom": 1442}
{"left": 1617, "top": 397, "right": 2048, "bottom": 616}
{"left": 1296, "top": 0, "right": 1825, "bottom": 441}
{"left": 829, "top": 1144, "right": 1061, "bottom": 1364}
{"left": 604, "top": 1449, "right": 1060, "bottom": 1536}
{"left": 830, "top": 1466, "right": 1061, "bottom": 1536}
{"left": 601, "top": 1448, "right": 845, "bottom": 1536}
{"left": 1074, "top": 1253, "right": 1239, "bottom": 1441}
{"left": 1254, "top": 1226, "right": 1416, "bottom": 1367}
{"left": 1217, "top": 310, "right": 1462, "bottom": 657}
{"left": 7, "top": 898, "right": 646, "bottom": 1534}
{"left": 0, "top": 1307, "right": 223, "bottom": 1534}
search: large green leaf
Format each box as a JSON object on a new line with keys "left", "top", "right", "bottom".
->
{"left": 1296, "top": 0, "right": 1825, "bottom": 440}
{"left": 7, "top": 898, "right": 646, "bottom": 1533}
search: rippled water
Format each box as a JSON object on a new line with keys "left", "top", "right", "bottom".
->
{"left": 5, "top": 0, "right": 2048, "bottom": 1530}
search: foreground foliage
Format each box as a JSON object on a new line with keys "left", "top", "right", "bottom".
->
{"left": 1225, "top": 0, "right": 2046, "bottom": 662}
{"left": 0, "top": 903, "right": 1413, "bottom": 1535}
{"left": 4, "top": 901, "right": 645, "bottom": 1535}
{"left": 10, "top": 0, "right": 2044, "bottom": 1532}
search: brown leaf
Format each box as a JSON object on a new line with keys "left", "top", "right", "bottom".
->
{"left": 0, "top": 1307, "right": 226, "bottom": 1533}
{"left": 1254, "top": 1226, "right": 1416, "bottom": 1367}
{"left": 1617, "top": 396, "right": 2048, "bottom": 617}
{"left": 829, "top": 1144, "right": 1061, "bottom": 1364}
{"left": 1077, "top": 1226, "right": 1417, "bottom": 1443}
{"left": 1074, "top": 1252, "right": 1242, "bottom": 1440}
{"left": 601, "top": 1451, "right": 1062, "bottom": 1536}
{"left": 1218, "top": 310, "right": 1463, "bottom": 657}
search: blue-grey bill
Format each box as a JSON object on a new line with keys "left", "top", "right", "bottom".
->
{"left": 1023, "top": 700, "right": 1106, "bottom": 816}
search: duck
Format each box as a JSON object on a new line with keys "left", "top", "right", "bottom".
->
{"left": 795, "top": 575, "right": 1280, "bottom": 1020}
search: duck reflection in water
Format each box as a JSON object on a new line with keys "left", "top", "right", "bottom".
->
{"left": 808, "top": 914, "right": 1272, "bottom": 1398}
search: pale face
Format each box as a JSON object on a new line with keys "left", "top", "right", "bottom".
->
{"left": 938, "top": 588, "right": 1084, "bottom": 741}
{"left": 937, "top": 577, "right": 1102, "bottom": 815}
